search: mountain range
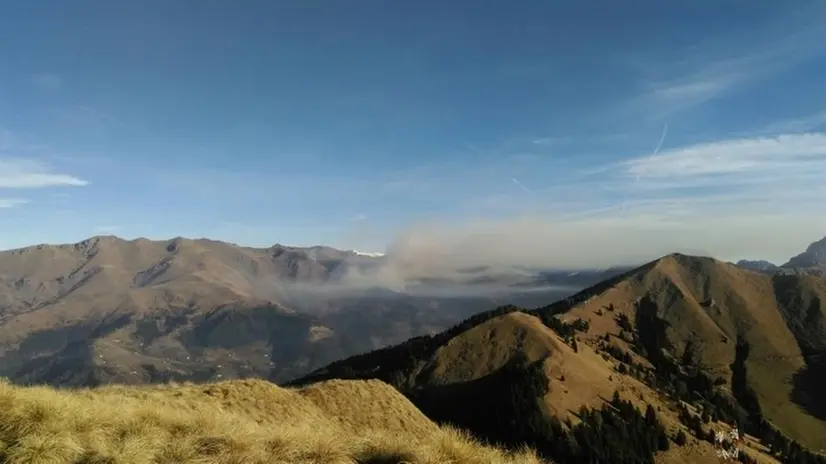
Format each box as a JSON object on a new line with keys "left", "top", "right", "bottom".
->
{"left": 294, "top": 249, "right": 826, "bottom": 463}
{"left": 2, "top": 234, "right": 826, "bottom": 462}
{"left": 735, "top": 236, "right": 826, "bottom": 275}
{"left": 0, "top": 235, "right": 615, "bottom": 387}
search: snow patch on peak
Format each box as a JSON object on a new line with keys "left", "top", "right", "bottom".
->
{"left": 351, "top": 250, "right": 385, "bottom": 258}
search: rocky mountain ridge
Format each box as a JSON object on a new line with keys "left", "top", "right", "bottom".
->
{"left": 0, "top": 235, "right": 607, "bottom": 387}
{"left": 783, "top": 235, "right": 826, "bottom": 269}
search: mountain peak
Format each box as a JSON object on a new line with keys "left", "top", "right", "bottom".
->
{"left": 782, "top": 235, "right": 826, "bottom": 268}
{"left": 805, "top": 235, "right": 826, "bottom": 253}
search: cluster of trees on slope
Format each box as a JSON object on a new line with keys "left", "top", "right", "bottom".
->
{"left": 291, "top": 303, "right": 670, "bottom": 463}
{"left": 534, "top": 312, "right": 589, "bottom": 351}
{"left": 536, "top": 294, "right": 826, "bottom": 464}
{"left": 291, "top": 289, "right": 826, "bottom": 463}
{"left": 541, "top": 390, "right": 672, "bottom": 463}
{"left": 647, "top": 315, "right": 824, "bottom": 463}
{"left": 729, "top": 336, "right": 826, "bottom": 464}
{"left": 411, "top": 351, "right": 670, "bottom": 464}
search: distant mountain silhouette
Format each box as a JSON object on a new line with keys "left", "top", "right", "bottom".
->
{"left": 735, "top": 259, "right": 779, "bottom": 273}
{"left": 783, "top": 235, "right": 826, "bottom": 269}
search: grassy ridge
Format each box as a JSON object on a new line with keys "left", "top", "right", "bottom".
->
{"left": 0, "top": 378, "right": 542, "bottom": 464}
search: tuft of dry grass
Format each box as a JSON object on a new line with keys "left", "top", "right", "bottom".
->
{"left": 0, "top": 377, "right": 543, "bottom": 463}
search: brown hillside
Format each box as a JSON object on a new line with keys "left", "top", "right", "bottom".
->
{"left": 551, "top": 253, "right": 826, "bottom": 451}
{"left": 418, "top": 312, "right": 622, "bottom": 421}
{"left": 0, "top": 235, "right": 580, "bottom": 387}
{"left": 295, "top": 308, "right": 780, "bottom": 463}
{"left": 294, "top": 253, "right": 826, "bottom": 462}
{"left": 0, "top": 377, "right": 541, "bottom": 463}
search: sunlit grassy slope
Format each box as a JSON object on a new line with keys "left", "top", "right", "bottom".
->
{"left": 0, "top": 377, "right": 541, "bottom": 464}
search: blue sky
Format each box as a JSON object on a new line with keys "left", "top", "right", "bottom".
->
{"left": 1, "top": 1, "right": 825, "bottom": 266}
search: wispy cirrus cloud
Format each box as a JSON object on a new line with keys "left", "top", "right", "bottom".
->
{"left": 621, "top": 132, "right": 826, "bottom": 180}
{"left": 0, "top": 128, "right": 47, "bottom": 153}
{"left": 531, "top": 136, "right": 572, "bottom": 146}
{"left": 31, "top": 72, "right": 62, "bottom": 91}
{"left": 622, "top": 6, "right": 826, "bottom": 120}
{"left": 755, "top": 110, "right": 826, "bottom": 136}
{"left": 0, "top": 198, "right": 28, "bottom": 208}
{"left": 376, "top": 131, "right": 826, "bottom": 270}
{"left": 585, "top": 131, "right": 826, "bottom": 220}
{"left": 0, "top": 157, "right": 89, "bottom": 188}
{"left": 646, "top": 79, "right": 733, "bottom": 115}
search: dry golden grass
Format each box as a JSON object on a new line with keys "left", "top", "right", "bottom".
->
{"left": 0, "top": 377, "right": 542, "bottom": 464}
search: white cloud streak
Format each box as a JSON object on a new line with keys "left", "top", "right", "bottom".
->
{"left": 621, "top": 132, "right": 826, "bottom": 179}
{"left": 125, "top": 128, "right": 826, "bottom": 271}
{"left": 646, "top": 75, "right": 738, "bottom": 115}
{"left": 0, "top": 198, "right": 28, "bottom": 208}
{"left": 0, "top": 158, "right": 89, "bottom": 188}
{"left": 624, "top": 7, "right": 826, "bottom": 119}
{"left": 511, "top": 177, "right": 531, "bottom": 193}
{"left": 652, "top": 123, "right": 668, "bottom": 156}
{"left": 756, "top": 110, "right": 826, "bottom": 135}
